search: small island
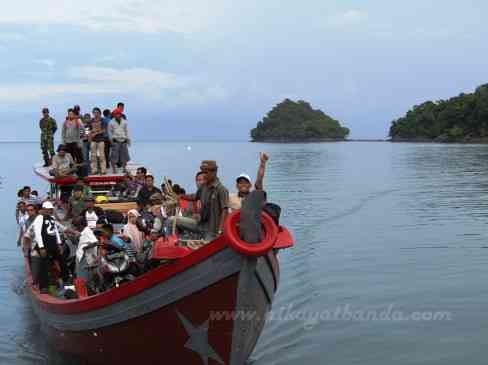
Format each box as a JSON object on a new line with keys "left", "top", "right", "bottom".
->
{"left": 251, "top": 99, "right": 350, "bottom": 142}
{"left": 389, "top": 83, "right": 488, "bottom": 143}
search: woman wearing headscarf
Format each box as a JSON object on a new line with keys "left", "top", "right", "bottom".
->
{"left": 123, "top": 209, "right": 144, "bottom": 253}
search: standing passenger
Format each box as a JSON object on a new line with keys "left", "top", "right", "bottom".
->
{"left": 39, "top": 108, "right": 57, "bottom": 167}
{"left": 62, "top": 109, "right": 83, "bottom": 164}
{"left": 89, "top": 108, "right": 107, "bottom": 175}
{"left": 228, "top": 152, "right": 269, "bottom": 212}
{"left": 30, "top": 201, "right": 70, "bottom": 293}
{"left": 102, "top": 109, "right": 112, "bottom": 169}
{"left": 81, "top": 113, "right": 92, "bottom": 167}
{"left": 108, "top": 109, "right": 130, "bottom": 174}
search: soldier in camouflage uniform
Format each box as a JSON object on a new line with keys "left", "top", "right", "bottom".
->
{"left": 39, "top": 108, "right": 58, "bottom": 167}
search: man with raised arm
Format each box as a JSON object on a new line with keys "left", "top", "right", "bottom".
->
{"left": 230, "top": 153, "right": 271, "bottom": 244}
{"left": 228, "top": 152, "right": 269, "bottom": 212}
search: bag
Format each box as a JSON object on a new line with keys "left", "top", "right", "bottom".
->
{"left": 263, "top": 203, "right": 281, "bottom": 226}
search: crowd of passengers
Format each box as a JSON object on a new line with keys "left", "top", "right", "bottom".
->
{"left": 16, "top": 148, "right": 277, "bottom": 297}
{"left": 39, "top": 102, "right": 130, "bottom": 177}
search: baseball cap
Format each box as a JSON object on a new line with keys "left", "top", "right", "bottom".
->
{"left": 236, "top": 173, "right": 252, "bottom": 184}
{"left": 42, "top": 201, "right": 54, "bottom": 209}
{"left": 112, "top": 108, "right": 123, "bottom": 118}
{"left": 200, "top": 160, "right": 218, "bottom": 171}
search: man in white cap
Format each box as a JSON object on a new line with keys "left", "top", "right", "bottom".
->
{"left": 228, "top": 152, "right": 269, "bottom": 212}
{"left": 229, "top": 153, "right": 273, "bottom": 244}
{"left": 30, "top": 201, "right": 70, "bottom": 293}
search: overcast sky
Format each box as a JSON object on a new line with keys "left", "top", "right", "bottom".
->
{"left": 0, "top": 0, "right": 487, "bottom": 140}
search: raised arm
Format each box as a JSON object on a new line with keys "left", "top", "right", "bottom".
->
{"left": 254, "top": 152, "right": 269, "bottom": 191}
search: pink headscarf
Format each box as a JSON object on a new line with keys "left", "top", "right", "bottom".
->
{"left": 124, "top": 209, "right": 143, "bottom": 253}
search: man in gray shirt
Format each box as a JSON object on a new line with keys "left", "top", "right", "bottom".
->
{"left": 171, "top": 160, "right": 229, "bottom": 241}
{"left": 108, "top": 109, "right": 130, "bottom": 174}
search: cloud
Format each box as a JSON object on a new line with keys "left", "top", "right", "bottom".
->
{"left": 0, "top": 66, "right": 228, "bottom": 106}
{"left": 0, "top": 1, "right": 232, "bottom": 34}
{"left": 0, "top": 32, "right": 25, "bottom": 41}
{"left": 328, "top": 9, "right": 369, "bottom": 28}
{"left": 34, "top": 59, "right": 55, "bottom": 68}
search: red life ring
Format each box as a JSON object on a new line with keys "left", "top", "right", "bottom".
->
{"left": 224, "top": 210, "right": 279, "bottom": 257}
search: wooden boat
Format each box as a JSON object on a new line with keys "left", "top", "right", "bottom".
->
{"left": 26, "top": 165, "right": 294, "bottom": 364}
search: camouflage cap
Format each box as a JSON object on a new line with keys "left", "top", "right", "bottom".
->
{"left": 200, "top": 160, "right": 218, "bottom": 171}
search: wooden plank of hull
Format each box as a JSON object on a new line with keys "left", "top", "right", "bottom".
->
{"left": 94, "top": 201, "right": 138, "bottom": 213}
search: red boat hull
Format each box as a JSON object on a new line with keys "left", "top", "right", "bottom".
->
{"left": 27, "top": 236, "right": 282, "bottom": 365}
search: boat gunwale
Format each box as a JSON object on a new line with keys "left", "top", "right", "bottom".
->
{"left": 27, "top": 236, "right": 228, "bottom": 315}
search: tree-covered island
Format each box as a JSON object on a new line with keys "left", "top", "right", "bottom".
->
{"left": 389, "top": 84, "right": 488, "bottom": 142}
{"left": 251, "top": 99, "right": 350, "bottom": 142}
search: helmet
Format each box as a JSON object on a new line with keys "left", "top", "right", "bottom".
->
{"left": 95, "top": 195, "right": 109, "bottom": 204}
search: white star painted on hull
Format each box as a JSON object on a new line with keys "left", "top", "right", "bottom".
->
{"left": 176, "top": 310, "right": 225, "bottom": 365}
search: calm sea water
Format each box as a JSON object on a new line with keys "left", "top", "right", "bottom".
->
{"left": 2, "top": 141, "right": 488, "bottom": 364}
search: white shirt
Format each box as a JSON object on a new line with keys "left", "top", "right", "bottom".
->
{"left": 31, "top": 215, "right": 62, "bottom": 249}
{"left": 108, "top": 118, "right": 130, "bottom": 141}
{"left": 76, "top": 227, "right": 99, "bottom": 265}
{"left": 85, "top": 210, "right": 99, "bottom": 229}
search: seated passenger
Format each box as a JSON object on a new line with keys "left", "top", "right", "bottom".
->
{"left": 67, "top": 185, "right": 86, "bottom": 219}
{"left": 81, "top": 197, "right": 106, "bottom": 229}
{"left": 18, "top": 204, "right": 37, "bottom": 252}
{"left": 16, "top": 201, "right": 28, "bottom": 246}
{"left": 150, "top": 202, "right": 167, "bottom": 239}
{"left": 126, "top": 173, "right": 140, "bottom": 197}
{"left": 50, "top": 145, "right": 77, "bottom": 178}
{"left": 111, "top": 173, "right": 139, "bottom": 198}
{"left": 137, "top": 175, "right": 162, "bottom": 207}
{"left": 100, "top": 223, "right": 137, "bottom": 262}
{"left": 172, "top": 185, "right": 193, "bottom": 218}
{"left": 31, "top": 190, "right": 41, "bottom": 204}
{"left": 73, "top": 217, "right": 99, "bottom": 284}
{"left": 16, "top": 200, "right": 27, "bottom": 225}
{"left": 19, "top": 186, "right": 39, "bottom": 205}
{"left": 123, "top": 209, "right": 144, "bottom": 253}
{"left": 170, "top": 160, "right": 229, "bottom": 241}
{"left": 135, "top": 167, "right": 147, "bottom": 190}
{"left": 76, "top": 177, "right": 92, "bottom": 198}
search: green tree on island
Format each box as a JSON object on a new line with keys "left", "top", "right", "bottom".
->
{"left": 251, "top": 99, "right": 350, "bottom": 142}
{"left": 389, "top": 84, "right": 488, "bottom": 142}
